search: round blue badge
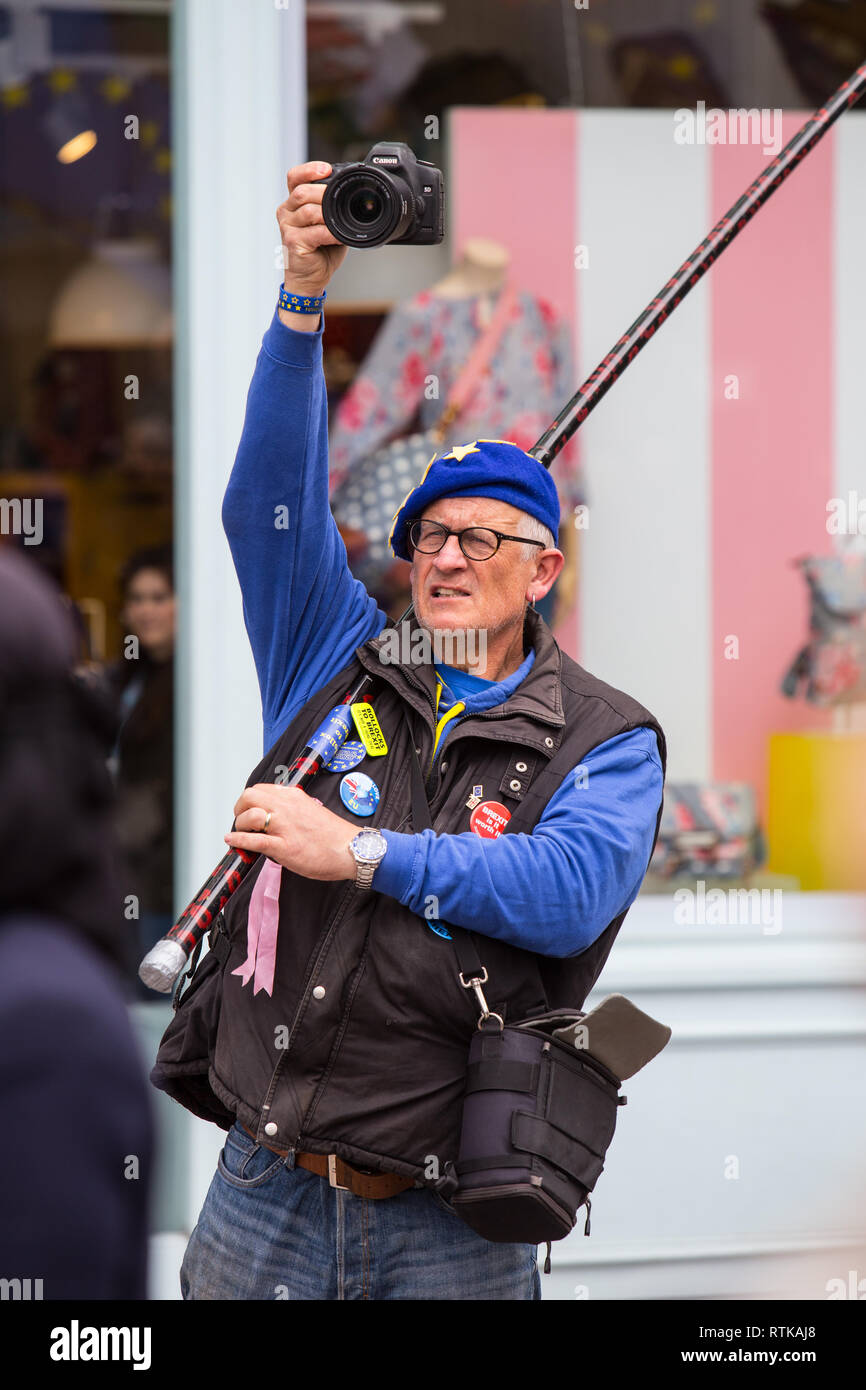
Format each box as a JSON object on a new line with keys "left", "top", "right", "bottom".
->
{"left": 339, "top": 771, "right": 380, "bottom": 817}
{"left": 324, "top": 740, "right": 367, "bottom": 773}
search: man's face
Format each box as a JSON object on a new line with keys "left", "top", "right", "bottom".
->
{"left": 409, "top": 495, "right": 540, "bottom": 643}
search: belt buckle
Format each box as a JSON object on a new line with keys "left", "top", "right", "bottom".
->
{"left": 328, "top": 1154, "right": 350, "bottom": 1191}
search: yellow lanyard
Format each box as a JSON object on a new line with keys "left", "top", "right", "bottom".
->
{"left": 429, "top": 676, "right": 465, "bottom": 774}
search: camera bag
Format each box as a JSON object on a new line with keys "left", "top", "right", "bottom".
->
{"left": 446, "top": 1003, "right": 624, "bottom": 1245}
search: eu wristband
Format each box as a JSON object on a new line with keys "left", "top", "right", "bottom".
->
{"left": 279, "top": 285, "right": 327, "bottom": 315}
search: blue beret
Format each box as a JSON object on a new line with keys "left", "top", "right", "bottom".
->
{"left": 388, "top": 438, "right": 560, "bottom": 562}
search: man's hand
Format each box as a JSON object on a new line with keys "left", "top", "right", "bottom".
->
{"left": 225, "top": 784, "right": 357, "bottom": 882}
{"left": 276, "top": 161, "right": 348, "bottom": 330}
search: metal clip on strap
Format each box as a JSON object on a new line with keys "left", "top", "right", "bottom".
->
{"left": 458, "top": 966, "right": 504, "bottom": 1031}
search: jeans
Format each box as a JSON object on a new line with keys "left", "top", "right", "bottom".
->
{"left": 180, "top": 1120, "right": 541, "bottom": 1300}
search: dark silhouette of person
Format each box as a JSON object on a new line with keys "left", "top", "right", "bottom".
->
{"left": 0, "top": 546, "right": 155, "bottom": 1299}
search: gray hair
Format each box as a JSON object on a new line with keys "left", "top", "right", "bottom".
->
{"left": 513, "top": 510, "right": 555, "bottom": 562}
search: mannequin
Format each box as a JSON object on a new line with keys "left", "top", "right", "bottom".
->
{"left": 431, "top": 238, "right": 510, "bottom": 324}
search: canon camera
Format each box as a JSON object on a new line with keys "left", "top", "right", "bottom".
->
{"left": 314, "top": 141, "right": 444, "bottom": 249}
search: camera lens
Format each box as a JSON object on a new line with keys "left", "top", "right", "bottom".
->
{"left": 348, "top": 189, "right": 383, "bottom": 224}
{"left": 322, "top": 168, "right": 413, "bottom": 248}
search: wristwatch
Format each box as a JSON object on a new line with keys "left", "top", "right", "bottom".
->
{"left": 349, "top": 829, "right": 388, "bottom": 890}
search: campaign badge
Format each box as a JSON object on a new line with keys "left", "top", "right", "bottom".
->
{"left": 307, "top": 706, "right": 354, "bottom": 763}
{"left": 340, "top": 771, "right": 380, "bottom": 817}
{"left": 350, "top": 702, "right": 388, "bottom": 756}
{"left": 324, "top": 740, "right": 367, "bottom": 773}
{"left": 469, "top": 800, "right": 511, "bottom": 839}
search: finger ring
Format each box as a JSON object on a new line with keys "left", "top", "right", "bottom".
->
{"left": 262, "top": 811, "right": 272, "bottom": 834}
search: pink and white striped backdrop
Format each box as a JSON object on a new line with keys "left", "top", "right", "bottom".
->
{"left": 448, "top": 107, "right": 866, "bottom": 809}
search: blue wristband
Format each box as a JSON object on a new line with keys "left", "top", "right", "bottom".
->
{"left": 278, "top": 285, "right": 327, "bottom": 315}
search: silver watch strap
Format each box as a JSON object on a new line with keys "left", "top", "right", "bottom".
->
{"left": 354, "top": 859, "right": 377, "bottom": 891}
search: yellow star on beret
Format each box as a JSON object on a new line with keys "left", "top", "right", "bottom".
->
{"left": 442, "top": 442, "right": 481, "bottom": 462}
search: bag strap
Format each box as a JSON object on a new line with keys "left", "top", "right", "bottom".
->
{"left": 402, "top": 709, "right": 503, "bottom": 1027}
{"left": 432, "top": 283, "right": 517, "bottom": 440}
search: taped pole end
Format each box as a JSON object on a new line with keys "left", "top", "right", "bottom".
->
{"left": 139, "top": 937, "right": 189, "bottom": 994}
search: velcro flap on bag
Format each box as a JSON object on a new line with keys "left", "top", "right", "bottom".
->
{"left": 511, "top": 1111, "right": 606, "bottom": 1188}
{"left": 465, "top": 1060, "right": 539, "bottom": 1095}
{"left": 547, "top": 1053, "right": 619, "bottom": 1146}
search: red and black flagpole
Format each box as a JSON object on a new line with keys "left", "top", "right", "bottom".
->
{"left": 139, "top": 60, "right": 866, "bottom": 993}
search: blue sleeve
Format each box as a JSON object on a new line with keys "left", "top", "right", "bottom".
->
{"left": 222, "top": 306, "right": 387, "bottom": 749}
{"left": 373, "top": 726, "right": 664, "bottom": 957}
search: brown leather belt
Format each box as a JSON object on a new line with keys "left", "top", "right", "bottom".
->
{"left": 241, "top": 1123, "right": 415, "bottom": 1200}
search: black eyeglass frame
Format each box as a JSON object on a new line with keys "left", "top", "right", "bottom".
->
{"left": 407, "top": 518, "right": 548, "bottom": 561}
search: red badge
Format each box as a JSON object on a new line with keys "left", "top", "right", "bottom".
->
{"left": 470, "top": 800, "right": 511, "bottom": 839}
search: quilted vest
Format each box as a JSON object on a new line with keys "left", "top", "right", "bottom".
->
{"left": 152, "top": 608, "right": 666, "bottom": 1183}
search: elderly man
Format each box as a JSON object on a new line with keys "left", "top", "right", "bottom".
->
{"left": 155, "top": 162, "right": 666, "bottom": 1302}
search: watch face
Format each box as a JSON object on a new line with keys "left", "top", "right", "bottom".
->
{"left": 352, "top": 830, "right": 387, "bottom": 863}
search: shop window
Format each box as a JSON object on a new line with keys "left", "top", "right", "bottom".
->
{"left": 0, "top": 0, "right": 174, "bottom": 999}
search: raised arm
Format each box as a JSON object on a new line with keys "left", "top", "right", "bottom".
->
{"left": 222, "top": 162, "right": 386, "bottom": 748}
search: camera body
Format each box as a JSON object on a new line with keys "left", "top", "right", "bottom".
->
{"left": 314, "top": 141, "right": 444, "bottom": 249}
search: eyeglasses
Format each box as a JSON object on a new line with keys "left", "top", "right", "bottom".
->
{"left": 408, "top": 519, "right": 547, "bottom": 562}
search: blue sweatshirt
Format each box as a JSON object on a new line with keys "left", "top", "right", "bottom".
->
{"left": 222, "top": 305, "right": 664, "bottom": 959}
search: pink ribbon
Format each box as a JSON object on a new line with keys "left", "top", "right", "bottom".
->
{"left": 231, "top": 857, "right": 283, "bottom": 997}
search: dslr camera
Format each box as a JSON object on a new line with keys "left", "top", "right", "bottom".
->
{"left": 314, "top": 141, "right": 444, "bottom": 249}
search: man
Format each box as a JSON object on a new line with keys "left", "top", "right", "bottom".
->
{"left": 153, "top": 162, "right": 666, "bottom": 1301}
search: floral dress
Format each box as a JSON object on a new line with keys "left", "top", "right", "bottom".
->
{"left": 327, "top": 286, "right": 586, "bottom": 516}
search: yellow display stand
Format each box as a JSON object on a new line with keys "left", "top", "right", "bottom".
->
{"left": 767, "top": 730, "right": 866, "bottom": 890}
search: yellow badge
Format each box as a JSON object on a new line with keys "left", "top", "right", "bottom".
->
{"left": 350, "top": 703, "right": 388, "bottom": 756}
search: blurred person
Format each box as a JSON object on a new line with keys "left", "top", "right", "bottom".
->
{"left": 105, "top": 545, "right": 176, "bottom": 996}
{"left": 0, "top": 547, "right": 154, "bottom": 1299}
